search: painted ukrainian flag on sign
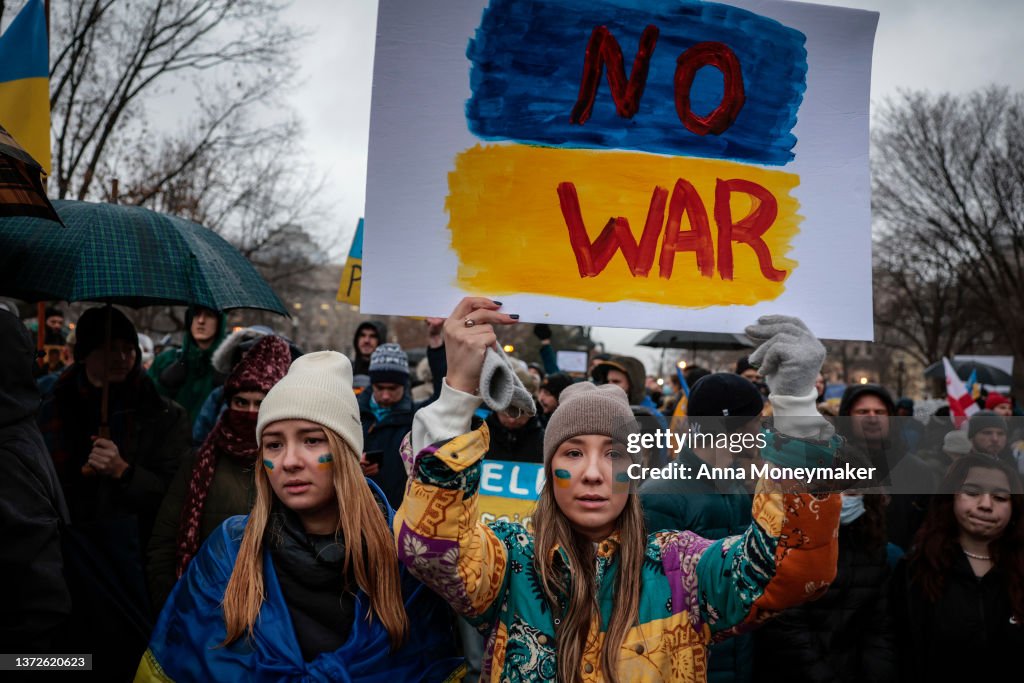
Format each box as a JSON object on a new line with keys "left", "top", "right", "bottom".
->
{"left": 0, "top": 0, "right": 50, "bottom": 174}
{"left": 447, "top": 0, "right": 806, "bottom": 308}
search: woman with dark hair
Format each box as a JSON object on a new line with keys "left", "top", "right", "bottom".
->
{"left": 395, "top": 298, "right": 845, "bottom": 682}
{"left": 891, "top": 453, "right": 1024, "bottom": 680}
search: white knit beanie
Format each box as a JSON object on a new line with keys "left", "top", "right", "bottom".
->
{"left": 256, "top": 351, "right": 364, "bottom": 457}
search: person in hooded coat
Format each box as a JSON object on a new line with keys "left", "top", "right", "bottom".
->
{"left": 147, "top": 335, "right": 294, "bottom": 613}
{"left": 351, "top": 320, "right": 388, "bottom": 376}
{"left": 0, "top": 308, "right": 71, "bottom": 652}
{"left": 838, "top": 384, "right": 937, "bottom": 550}
{"left": 592, "top": 355, "right": 669, "bottom": 464}
{"left": 149, "top": 305, "right": 227, "bottom": 425}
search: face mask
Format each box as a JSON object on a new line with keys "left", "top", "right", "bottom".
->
{"left": 840, "top": 495, "right": 866, "bottom": 525}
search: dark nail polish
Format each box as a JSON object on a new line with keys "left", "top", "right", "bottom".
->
{"left": 492, "top": 300, "right": 502, "bottom": 306}
{"left": 509, "top": 314, "right": 520, "bottom": 319}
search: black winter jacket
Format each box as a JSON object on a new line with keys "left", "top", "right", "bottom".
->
{"left": 359, "top": 389, "right": 415, "bottom": 508}
{"left": 891, "top": 552, "right": 1024, "bottom": 680}
{"left": 755, "top": 517, "right": 896, "bottom": 682}
{"left": 0, "top": 310, "right": 71, "bottom": 651}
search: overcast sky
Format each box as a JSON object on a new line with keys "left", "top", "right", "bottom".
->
{"left": 216, "top": 0, "right": 1024, "bottom": 367}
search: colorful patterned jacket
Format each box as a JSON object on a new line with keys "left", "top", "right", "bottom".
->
{"left": 394, "top": 387, "right": 842, "bottom": 683}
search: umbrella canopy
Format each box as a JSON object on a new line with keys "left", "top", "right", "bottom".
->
{"left": 637, "top": 329, "right": 755, "bottom": 351}
{"left": 923, "top": 359, "right": 1013, "bottom": 386}
{"left": 0, "top": 123, "right": 61, "bottom": 223}
{"left": 0, "top": 199, "right": 287, "bottom": 315}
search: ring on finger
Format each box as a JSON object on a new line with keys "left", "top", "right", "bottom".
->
{"left": 464, "top": 318, "right": 476, "bottom": 328}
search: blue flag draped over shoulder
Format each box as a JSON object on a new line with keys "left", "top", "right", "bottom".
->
{"left": 136, "top": 507, "right": 463, "bottom": 681}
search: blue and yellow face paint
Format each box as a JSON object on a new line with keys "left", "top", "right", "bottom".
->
{"left": 553, "top": 468, "right": 572, "bottom": 489}
{"left": 262, "top": 459, "right": 274, "bottom": 471}
{"left": 317, "top": 454, "right": 334, "bottom": 470}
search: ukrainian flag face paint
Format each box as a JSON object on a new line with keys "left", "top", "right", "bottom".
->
{"left": 548, "top": 435, "right": 630, "bottom": 542}
{"left": 259, "top": 419, "right": 339, "bottom": 530}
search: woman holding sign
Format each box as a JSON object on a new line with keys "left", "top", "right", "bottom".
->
{"left": 137, "top": 352, "right": 462, "bottom": 682}
{"left": 395, "top": 297, "right": 845, "bottom": 682}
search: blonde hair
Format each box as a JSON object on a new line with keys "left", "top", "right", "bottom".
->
{"left": 532, "top": 457, "right": 645, "bottom": 683}
{"left": 221, "top": 429, "right": 409, "bottom": 649}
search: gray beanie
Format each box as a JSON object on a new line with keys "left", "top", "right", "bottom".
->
{"left": 256, "top": 351, "right": 363, "bottom": 457}
{"left": 543, "top": 382, "right": 637, "bottom": 462}
{"left": 368, "top": 342, "right": 409, "bottom": 385}
{"left": 968, "top": 410, "right": 1007, "bottom": 439}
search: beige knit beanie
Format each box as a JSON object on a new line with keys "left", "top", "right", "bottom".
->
{"left": 256, "top": 351, "right": 364, "bottom": 457}
{"left": 543, "top": 382, "right": 637, "bottom": 462}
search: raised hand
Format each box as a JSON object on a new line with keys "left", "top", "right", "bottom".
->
{"left": 442, "top": 298, "right": 518, "bottom": 395}
{"left": 745, "top": 315, "right": 825, "bottom": 397}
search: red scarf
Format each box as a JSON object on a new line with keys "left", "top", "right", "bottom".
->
{"left": 175, "top": 408, "right": 259, "bottom": 577}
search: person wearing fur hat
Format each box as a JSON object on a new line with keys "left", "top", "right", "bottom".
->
{"left": 137, "top": 352, "right": 463, "bottom": 682}
{"left": 146, "top": 335, "right": 294, "bottom": 612}
{"left": 395, "top": 299, "right": 844, "bottom": 683}
{"left": 37, "top": 306, "right": 190, "bottom": 681}
{"left": 190, "top": 325, "right": 302, "bottom": 446}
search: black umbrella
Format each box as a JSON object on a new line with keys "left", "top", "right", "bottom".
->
{"left": 637, "top": 329, "right": 754, "bottom": 351}
{"left": 923, "top": 359, "right": 1013, "bottom": 386}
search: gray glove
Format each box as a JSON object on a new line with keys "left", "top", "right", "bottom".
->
{"left": 479, "top": 346, "right": 537, "bottom": 417}
{"left": 745, "top": 315, "right": 825, "bottom": 397}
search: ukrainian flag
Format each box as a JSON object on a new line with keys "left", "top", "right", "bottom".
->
{"left": 0, "top": 0, "right": 50, "bottom": 173}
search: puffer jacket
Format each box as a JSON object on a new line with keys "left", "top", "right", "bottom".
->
{"left": 754, "top": 515, "right": 896, "bottom": 682}
{"left": 395, "top": 407, "right": 842, "bottom": 682}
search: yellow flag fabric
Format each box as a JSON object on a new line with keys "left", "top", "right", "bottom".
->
{"left": 0, "top": 0, "right": 50, "bottom": 173}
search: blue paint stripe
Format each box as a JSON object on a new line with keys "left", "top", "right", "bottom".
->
{"left": 0, "top": 0, "right": 48, "bottom": 83}
{"left": 466, "top": 0, "right": 806, "bottom": 166}
{"left": 349, "top": 218, "right": 364, "bottom": 259}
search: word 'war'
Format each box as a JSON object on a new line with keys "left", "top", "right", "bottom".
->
{"left": 559, "top": 177, "right": 787, "bottom": 282}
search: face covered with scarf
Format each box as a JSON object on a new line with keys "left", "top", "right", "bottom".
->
{"left": 176, "top": 335, "right": 294, "bottom": 576}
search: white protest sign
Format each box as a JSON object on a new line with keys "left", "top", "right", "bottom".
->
{"left": 363, "top": 0, "right": 878, "bottom": 339}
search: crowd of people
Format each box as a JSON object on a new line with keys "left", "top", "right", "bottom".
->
{"left": 2, "top": 297, "right": 1022, "bottom": 682}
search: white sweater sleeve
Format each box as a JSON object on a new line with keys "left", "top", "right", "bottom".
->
{"left": 412, "top": 378, "right": 484, "bottom": 453}
{"left": 769, "top": 389, "right": 835, "bottom": 440}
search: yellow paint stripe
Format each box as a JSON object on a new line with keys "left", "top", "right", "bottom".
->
{"left": 446, "top": 144, "right": 800, "bottom": 307}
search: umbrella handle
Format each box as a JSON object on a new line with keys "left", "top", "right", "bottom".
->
{"left": 80, "top": 425, "right": 111, "bottom": 477}
{"left": 82, "top": 305, "right": 114, "bottom": 477}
